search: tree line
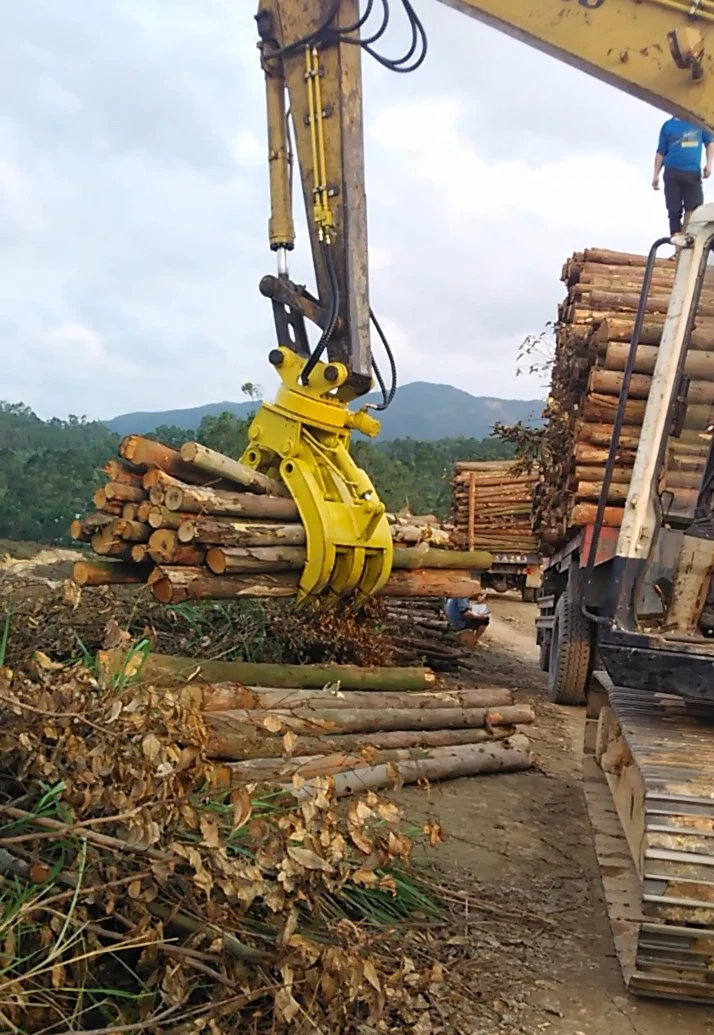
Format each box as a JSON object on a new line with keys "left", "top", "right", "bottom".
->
{"left": 0, "top": 400, "right": 514, "bottom": 545}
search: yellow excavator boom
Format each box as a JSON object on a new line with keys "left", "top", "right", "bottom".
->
{"left": 242, "top": 0, "right": 714, "bottom": 605}
{"left": 440, "top": 0, "right": 714, "bottom": 130}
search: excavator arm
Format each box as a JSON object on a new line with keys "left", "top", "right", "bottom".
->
{"left": 242, "top": 0, "right": 714, "bottom": 606}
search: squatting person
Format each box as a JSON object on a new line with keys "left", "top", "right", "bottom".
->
{"left": 444, "top": 595, "right": 491, "bottom": 646}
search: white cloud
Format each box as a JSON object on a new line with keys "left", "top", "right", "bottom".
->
{"left": 45, "top": 323, "right": 135, "bottom": 375}
{"left": 0, "top": 1, "right": 688, "bottom": 421}
{"left": 370, "top": 96, "right": 662, "bottom": 237}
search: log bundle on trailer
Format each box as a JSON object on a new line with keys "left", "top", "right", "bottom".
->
{"left": 70, "top": 436, "right": 491, "bottom": 600}
{"left": 535, "top": 247, "right": 714, "bottom": 552}
{"left": 99, "top": 647, "right": 535, "bottom": 790}
{"left": 451, "top": 461, "right": 539, "bottom": 553}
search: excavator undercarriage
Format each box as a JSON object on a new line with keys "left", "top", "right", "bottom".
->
{"left": 584, "top": 674, "right": 714, "bottom": 1001}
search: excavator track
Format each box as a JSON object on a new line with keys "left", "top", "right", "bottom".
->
{"left": 583, "top": 672, "right": 714, "bottom": 1003}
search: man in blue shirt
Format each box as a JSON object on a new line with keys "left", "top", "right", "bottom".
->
{"left": 653, "top": 117, "right": 714, "bottom": 236}
{"left": 444, "top": 595, "right": 491, "bottom": 644}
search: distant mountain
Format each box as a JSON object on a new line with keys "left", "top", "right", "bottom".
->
{"left": 104, "top": 381, "right": 544, "bottom": 442}
{"left": 105, "top": 400, "right": 257, "bottom": 438}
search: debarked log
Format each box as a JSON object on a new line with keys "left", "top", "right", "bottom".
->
{"left": 204, "top": 703, "right": 536, "bottom": 739}
{"left": 287, "top": 736, "right": 533, "bottom": 798}
{"left": 179, "top": 441, "right": 289, "bottom": 498}
{"left": 195, "top": 682, "right": 515, "bottom": 712}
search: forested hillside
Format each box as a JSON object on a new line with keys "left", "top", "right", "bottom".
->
{"left": 0, "top": 401, "right": 514, "bottom": 545}
{"left": 105, "top": 382, "right": 543, "bottom": 442}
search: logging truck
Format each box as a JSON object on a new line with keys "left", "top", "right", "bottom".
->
{"left": 482, "top": 552, "right": 542, "bottom": 602}
{"left": 451, "top": 461, "right": 542, "bottom": 601}
{"left": 535, "top": 528, "right": 600, "bottom": 705}
{"left": 534, "top": 240, "right": 714, "bottom": 708}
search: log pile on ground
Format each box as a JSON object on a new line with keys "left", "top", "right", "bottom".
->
{"left": 98, "top": 644, "right": 535, "bottom": 789}
{"left": 1, "top": 654, "right": 458, "bottom": 1034}
{"left": 451, "top": 460, "right": 539, "bottom": 553}
{"left": 534, "top": 247, "right": 714, "bottom": 551}
{"left": 70, "top": 435, "right": 491, "bottom": 601}
{"left": 388, "top": 510, "right": 455, "bottom": 547}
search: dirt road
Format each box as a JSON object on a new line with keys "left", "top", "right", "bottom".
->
{"left": 399, "top": 595, "right": 714, "bottom": 1035}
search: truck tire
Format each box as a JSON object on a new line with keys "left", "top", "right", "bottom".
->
{"left": 522, "top": 586, "right": 536, "bottom": 603}
{"left": 547, "top": 595, "right": 591, "bottom": 706}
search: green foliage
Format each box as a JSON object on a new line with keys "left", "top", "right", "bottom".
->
{"left": 0, "top": 402, "right": 513, "bottom": 546}
{"left": 149, "top": 424, "right": 191, "bottom": 449}
{"left": 196, "top": 411, "right": 251, "bottom": 457}
{"left": 0, "top": 403, "right": 120, "bottom": 543}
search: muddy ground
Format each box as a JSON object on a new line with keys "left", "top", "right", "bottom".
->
{"left": 400, "top": 595, "right": 714, "bottom": 1035}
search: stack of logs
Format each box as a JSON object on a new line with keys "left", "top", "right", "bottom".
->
{"left": 108, "top": 649, "right": 535, "bottom": 791}
{"left": 71, "top": 436, "right": 490, "bottom": 601}
{"left": 534, "top": 247, "right": 714, "bottom": 552}
{"left": 388, "top": 511, "right": 455, "bottom": 548}
{"left": 451, "top": 461, "right": 539, "bottom": 553}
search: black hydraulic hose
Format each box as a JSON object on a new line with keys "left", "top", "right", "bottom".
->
{"left": 277, "top": 0, "right": 341, "bottom": 56}
{"left": 367, "top": 0, "right": 426, "bottom": 70}
{"left": 336, "top": 0, "right": 427, "bottom": 72}
{"left": 370, "top": 307, "right": 398, "bottom": 410}
{"left": 337, "top": 0, "right": 377, "bottom": 34}
{"left": 301, "top": 240, "right": 340, "bottom": 385}
{"left": 340, "top": 0, "right": 389, "bottom": 47}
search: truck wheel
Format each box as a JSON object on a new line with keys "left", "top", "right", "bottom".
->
{"left": 547, "top": 595, "right": 591, "bottom": 706}
{"left": 522, "top": 586, "right": 536, "bottom": 603}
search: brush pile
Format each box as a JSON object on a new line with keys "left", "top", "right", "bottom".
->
{"left": 71, "top": 436, "right": 491, "bottom": 602}
{"left": 2, "top": 580, "right": 535, "bottom": 798}
{"left": 451, "top": 461, "right": 539, "bottom": 553}
{"left": 0, "top": 650, "right": 455, "bottom": 1034}
{"left": 534, "top": 247, "right": 714, "bottom": 551}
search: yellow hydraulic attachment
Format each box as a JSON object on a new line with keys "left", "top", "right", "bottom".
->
{"left": 240, "top": 346, "right": 393, "bottom": 605}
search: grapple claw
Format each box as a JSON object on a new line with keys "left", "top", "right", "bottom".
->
{"left": 240, "top": 347, "right": 393, "bottom": 606}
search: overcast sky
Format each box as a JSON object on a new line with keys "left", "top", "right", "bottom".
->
{"left": 0, "top": 0, "right": 676, "bottom": 421}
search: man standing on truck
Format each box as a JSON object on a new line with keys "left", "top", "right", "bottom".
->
{"left": 652, "top": 117, "right": 714, "bottom": 236}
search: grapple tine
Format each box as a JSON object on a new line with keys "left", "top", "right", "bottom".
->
{"left": 241, "top": 347, "right": 393, "bottom": 607}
